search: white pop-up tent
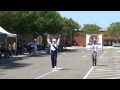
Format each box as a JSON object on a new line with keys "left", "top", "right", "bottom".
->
{"left": 0, "top": 26, "right": 17, "bottom": 37}
{"left": 0, "top": 26, "right": 17, "bottom": 54}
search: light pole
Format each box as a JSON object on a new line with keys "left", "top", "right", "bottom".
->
{"left": 70, "top": 29, "right": 74, "bottom": 46}
{"left": 70, "top": 29, "right": 79, "bottom": 46}
{"left": 71, "top": 29, "right": 81, "bottom": 46}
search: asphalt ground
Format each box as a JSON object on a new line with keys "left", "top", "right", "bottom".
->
{"left": 0, "top": 46, "right": 119, "bottom": 79}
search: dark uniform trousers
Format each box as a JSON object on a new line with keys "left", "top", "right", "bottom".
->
{"left": 92, "top": 51, "right": 97, "bottom": 66}
{"left": 51, "top": 50, "right": 57, "bottom": 68}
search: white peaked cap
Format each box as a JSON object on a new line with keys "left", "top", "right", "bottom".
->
{"left": 52, "top": 39, "right": 56, "bottom": 42}
{"left": 34, "top": 39, "right": 37, "bottom": 41}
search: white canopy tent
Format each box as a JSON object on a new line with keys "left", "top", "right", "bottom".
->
{"left": 0, "top": 26, "right": 17, "bottom": 55}
{"left": 0, "top": 26, "right": 17, "bottom": 37}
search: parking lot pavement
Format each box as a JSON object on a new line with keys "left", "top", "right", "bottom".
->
{"left": 84, "top": 47, "right": 120, "bottom": 79}
{"left": 0, "top": 47, "right": 93, "bottom": 79}
{"left": 0, "top": 46, "right": 120, "bottom": 79}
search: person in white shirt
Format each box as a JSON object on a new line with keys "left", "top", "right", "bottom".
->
{"left": 8, "top": 44, "right": 12, "bottom": 57}
{"left": 47, "top": 34, "right": 61, "bottom": 71}
{"left": 91, "top": 40, "right": 99, "bottom": 66}
{"left": 33, "top": 39, "right": 38, "bottom": 56}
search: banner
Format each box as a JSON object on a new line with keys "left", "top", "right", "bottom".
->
{"left": 86, "top": 34, "right": 102, "bottom": 50}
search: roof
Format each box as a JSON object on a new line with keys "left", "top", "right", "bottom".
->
{"left": 0, "top": 26, "right": 17, "bottom": 37}
{"left": 99, "top": 29, "right": 108, "bottom": 31}
{"left": 74, "top": 29, "right": 108, "bottom": 32}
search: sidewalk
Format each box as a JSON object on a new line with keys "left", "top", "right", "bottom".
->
{"left": 66, "top": 46, "right": 84, "bottom": 49}
{"left": 9, "top": 50, "right": 46, "bottom": 58}
{"left": 103, "top": 46, "right": 120, "bottom": 49}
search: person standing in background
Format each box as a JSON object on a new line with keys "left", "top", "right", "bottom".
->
{"left": 13, "top": 40, "right": 17, "bottom": 56}
{"left": 8, "top": 44, "right": 12, "bottom": 57}
{"left": 34, "top": 39, "right": 38, "bottom": 56}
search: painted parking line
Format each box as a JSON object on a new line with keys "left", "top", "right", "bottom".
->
{"left": 83, "top": 66, "right": 94, "bottom": 79}
{"left": 109, "top": 77, "right": 120, "bottom": 79}
{"left": 88, "top": 73, "right": 120, "bottom": 78}
{"left": 35, "top": 70, "right": 55, "bottom": 79}
{"left": 60, "top": 53, "right": 67, "bottom": 55}
{"left": 100, "top": 51, "right": 105, "bottom": 59}
{"left": 82, "top": 54, "right": 91, "bottom": 57}
{"left": 35, "top": 68, "right": 63, "bottom": 79}
{"left": 83, "top": 51, "right": 106, "bottom": 79}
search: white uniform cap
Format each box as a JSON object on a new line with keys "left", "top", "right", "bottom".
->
{"left": 34, "top": 39, "right": 37, "bottom": 41}
{"left": 52, "top": 39, "right": 56, "bottom": 42}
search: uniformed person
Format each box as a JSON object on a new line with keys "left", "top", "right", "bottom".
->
{"left": 91, "top": 41, "right": 99, "bottom": 66}
{"left": 47, "top": 34, "right": 61, "bottom": 71}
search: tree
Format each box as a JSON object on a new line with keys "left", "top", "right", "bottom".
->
{"left": 0, "top": 11, "right": 61, "bottom": 34}
{"left": 39, "top": 11, "right": 64, "bottom": 34}
{"left": 0, "top": 11, "right": 35, "bottom": 34}
{"left": 81, "top": 24, "right": 101, "bottom": 37}
{"left": 107, "top": 22, "right": 120, "bottom": 40}
{"left": 62, "top": 17, "right": 80, "bottom": 35}
{"left": 60, "top": 17, "right": 80, "bottom": 45}
{"left": 0, "top": 11, "right": 80, "bottom": 37}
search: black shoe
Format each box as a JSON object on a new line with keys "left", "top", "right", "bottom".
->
{"left": 95, "top": 62, "right": 97, "bottom": 66}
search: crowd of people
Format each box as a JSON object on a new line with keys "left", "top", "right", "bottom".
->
{"left": 0, "top": 35, "right": 73, "bottom": 59}
{"left": 0, "top": 39, "right": 40, "bottom": 59}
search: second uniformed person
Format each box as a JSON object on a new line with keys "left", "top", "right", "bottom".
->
{"left": 91, "top": 41, "right": 99, "bottom": 66}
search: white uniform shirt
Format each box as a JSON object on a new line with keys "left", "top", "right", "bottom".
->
{"left": 47, "top": 38, "right": 60, "bottom": 51}
{"left": 34, "top": 42, "right": 38, "bottom": 51}
{"left": 91, "top": 44, "right": 99, "bottom": 52}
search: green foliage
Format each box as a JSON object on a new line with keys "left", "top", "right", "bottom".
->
{"left": 81, "top": 24, "right": 101, "bottom": 37}
{"left": 0, "top": 11, "right": 80, "bottom": 37}
{"left": 104, "top": 32, "right": 109, "bottom": 36}
{"left": 61, "top": 17, "right": 80, "bottom": 35}
{"left": 107, "top": 22, "right": 120, "bottom": 38}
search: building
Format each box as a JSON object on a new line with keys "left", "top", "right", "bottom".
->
{"left": 73, "top": 29, "right": 120, "bottom": 46}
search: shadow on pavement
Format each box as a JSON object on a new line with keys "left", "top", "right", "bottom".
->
{"left": 0, "top": 49, "right": 79, "bottom": 69}
{"left": 97, "top": 65, "right": 109, "bottom": 67}
{"left": 58, "top": 68, "right": 78, "bottom": 70}
{"left": 0, "top": 56, "right": 31, "bottom": 69}
{"left": 66, "top": 49, "right": 80, "bottom": 52}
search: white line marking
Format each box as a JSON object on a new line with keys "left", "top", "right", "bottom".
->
{"left": 88, "top": 72, "right": 120, "bottom": 75}
{"left": 82, "top": 54, "right": 91, "bottom": 57}
{"left": 100, "top": 54, "right": 103, "bottom": 59}
{"left": 35, "top": 68, "right": 63, "bottom": 79}
{"left": 109, "top": 77, "right": 120, "bottom": 79}
{"left": 99, "top": 60, "right": 108, "bottom": 61}
{"left": 95, "top": 69, "right": 113, "bottom": 71}
{"left": 100, "top": 51, "right": 105, "bottom": 59}
{"left": 83, "top": 66, "right": 94, "bottom": 79}
{"left": 116, "top": 51, "right": 120, "bottom": 52}
{"left": 115, "top": 48, "right": 120, "bottom": 50}
{"left": 86, "top": 53, "right": 90, "bottom": 55}
{"left": 88, "top": 74, "right": 120, "bottom": 77}
{"left": 93, "top": 70, "right": 113, "bottom": 72}
{"left": 35, "top": 70, "right": 55, "bottom": 79}
{"left": 57, "top": 68, "right": 63, "bottom": 70}
{"left": 59, "top": 53, "right": 66, "bottom": 55}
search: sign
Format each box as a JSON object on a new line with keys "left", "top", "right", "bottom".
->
{"left": 86, "top": 34, "right": 102, "bottom": 50}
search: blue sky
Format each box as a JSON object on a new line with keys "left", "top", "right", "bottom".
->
{"left": 59, "top": 11, "right": 120, "bottom": 29}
